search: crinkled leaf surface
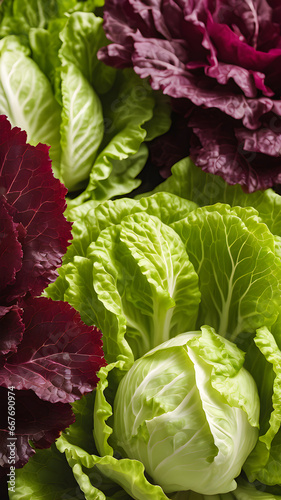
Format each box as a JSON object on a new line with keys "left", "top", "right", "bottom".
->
{"left": 0, "top": 36, "right": 61, "bottom": 177}
{"left": 47, "top": 194, "right": 199, "bottom": 362}
{"left": 57, "top": 436, "right": 170, "bottom": 500}
{"left": 112, "top": 327, "right": 258, "bottom": 495}
{"left": 143, "top": 157, "right": 281, "bottom": 243}
{"left": 0, "top": 9, "right": 171, "bottom": 203}
{"left": 58, "top": 192, "right": 197, "bottom": 267}
{"left": 9, "top": 444, "right": 85, "bottom": 500}
{"left": 0, "top": 296, "right": 105, "bottom": 403}
{"left": 89, "top": 212, "right": 200, "bottom": 358}
{"left": 59, "top": 62, "right": 104, "bottom": 191}
{"left": 244, "top": 326, "right": 281, "bottom": 486}
{"left": 66, "top": 69, "right": 162, "bottom": 208}
{"left": 0, "top": 115, "right": 72, "bottom": 300}
{"left": 171, "top": 204, "right": 281, "bottom": 348}
{"left": 0, "top": 196, "right": 22, "bottom": 294}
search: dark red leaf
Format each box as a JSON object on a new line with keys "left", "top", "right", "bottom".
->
{"left": 0, "top": 116, "right": 72, "bottom": 301}
{"left": 0, "top": 296, "right": 106, "bottom": 403}
{"left": 189, "top": 107, "right": 281, "bottom": 192}
{"left": 0, "top": 387, "right": 75, "bottom": 470}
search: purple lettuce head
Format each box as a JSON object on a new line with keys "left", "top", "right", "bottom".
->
{"left": 99, "top": 0, "right": 281, "bottom": 191}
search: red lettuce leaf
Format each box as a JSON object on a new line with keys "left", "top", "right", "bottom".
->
{"left": 0, "top": 115, "right": 72, "bottom": 302}
{"left": 189, "top": 107, "right": 281, "bottom": 192}
{"left": 0, "top": 296, "right": 106, "bottom": 404}
{"left": 149, "top": 102, "right": 281, "bottom": 191}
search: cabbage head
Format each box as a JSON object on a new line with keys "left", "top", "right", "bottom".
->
{"left": 113, "top": 327, "right": 259, "bottom": 496}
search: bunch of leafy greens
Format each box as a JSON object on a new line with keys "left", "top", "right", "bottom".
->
{"left": 9, "top": 157, "right": 281, "bottom": 499}
{"left": 0, "top": 115, "right": 106, "bottom": 479}
{"left": 0, "top": 0, "right": 171, "bottom": 206}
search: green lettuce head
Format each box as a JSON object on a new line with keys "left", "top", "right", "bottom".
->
{"left": 113, "top": 328, "right": 259, "bottom": 496}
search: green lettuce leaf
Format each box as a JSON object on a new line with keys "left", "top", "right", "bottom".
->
{"left": 58, "top": 11, "right": 115, "bottom": 95}
{"left": 0, "top": 35, "right": 61, "bottom": 176}
{"left": 0, "top": 0, "right": 103, "bottom": 39}
{"left": 28, "top": 21, "right": 65, "bottom": 86}
{"left": 111, "top": 326, "right": 259, "bottom": 496}
{"left": 233, "top": 480, "right": 281, "bottom": 500}
{"left": 86, "top": 144, "right": 148, "bottom": 204}
{"left": 62, "top": 192, "right": 197, "bottom": 265}
{"left": 0, "top": 0, "right": 68, "bottom": 38}
{"left": 142, "top": 157, "right": 281, "bottom": 245}
{"left": 9, "top": 444, "right": 85, "bottom": 500}
{"left": 39, "top": 163, "right": 281, "bottom": 497}
{"left": 188, "top": 326, "right": 259, "bottom": 428}
{"left": 48, "top": 388, "right": 169, "bottom": 500}
{"left": 142, "top": 90, "right": 171, "bottom": 141}
{"left": 88, "top": 212, "right": 200, "bottom": 358}
{"left": 66, "top": 69, "right": 164, "bottom": 206}
{"left": 172, "top": 478, "right": 281, "bottom": 499}
{"left": 63, "top": 393, "right": 99, "bottom": 455}
{"left": 57, "top": 434, "right": 170, "bottom": 500}
{"left": 59, "top": 62, "right": 104, "bottom": 191}
{"left": 244, "top": 327, "right": 281, "bottom": 486}
{"left": 171, "top": 204, "right": 281, "bottom": 348}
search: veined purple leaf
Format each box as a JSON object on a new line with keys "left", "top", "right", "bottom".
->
{"left": 0, "top": 115, "right": 72, "bottom": 302}
{"left": 0, "top": 296, "right": 106, "bottom": 404}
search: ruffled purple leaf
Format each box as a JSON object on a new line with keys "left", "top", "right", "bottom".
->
{"left": 99, "top": 0, "right": 281, "bottom": 115}
{"left": 189, "top": 107, "right": 281, "bottom": 192}
{"left": 0, "top": 115, "right": 72, "bottom": 302}
{"left": 99, "top": 0, "right": 281, "bottom": 190}
{"left": 0, "top": 296, "right": 106, "bottom": 404}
